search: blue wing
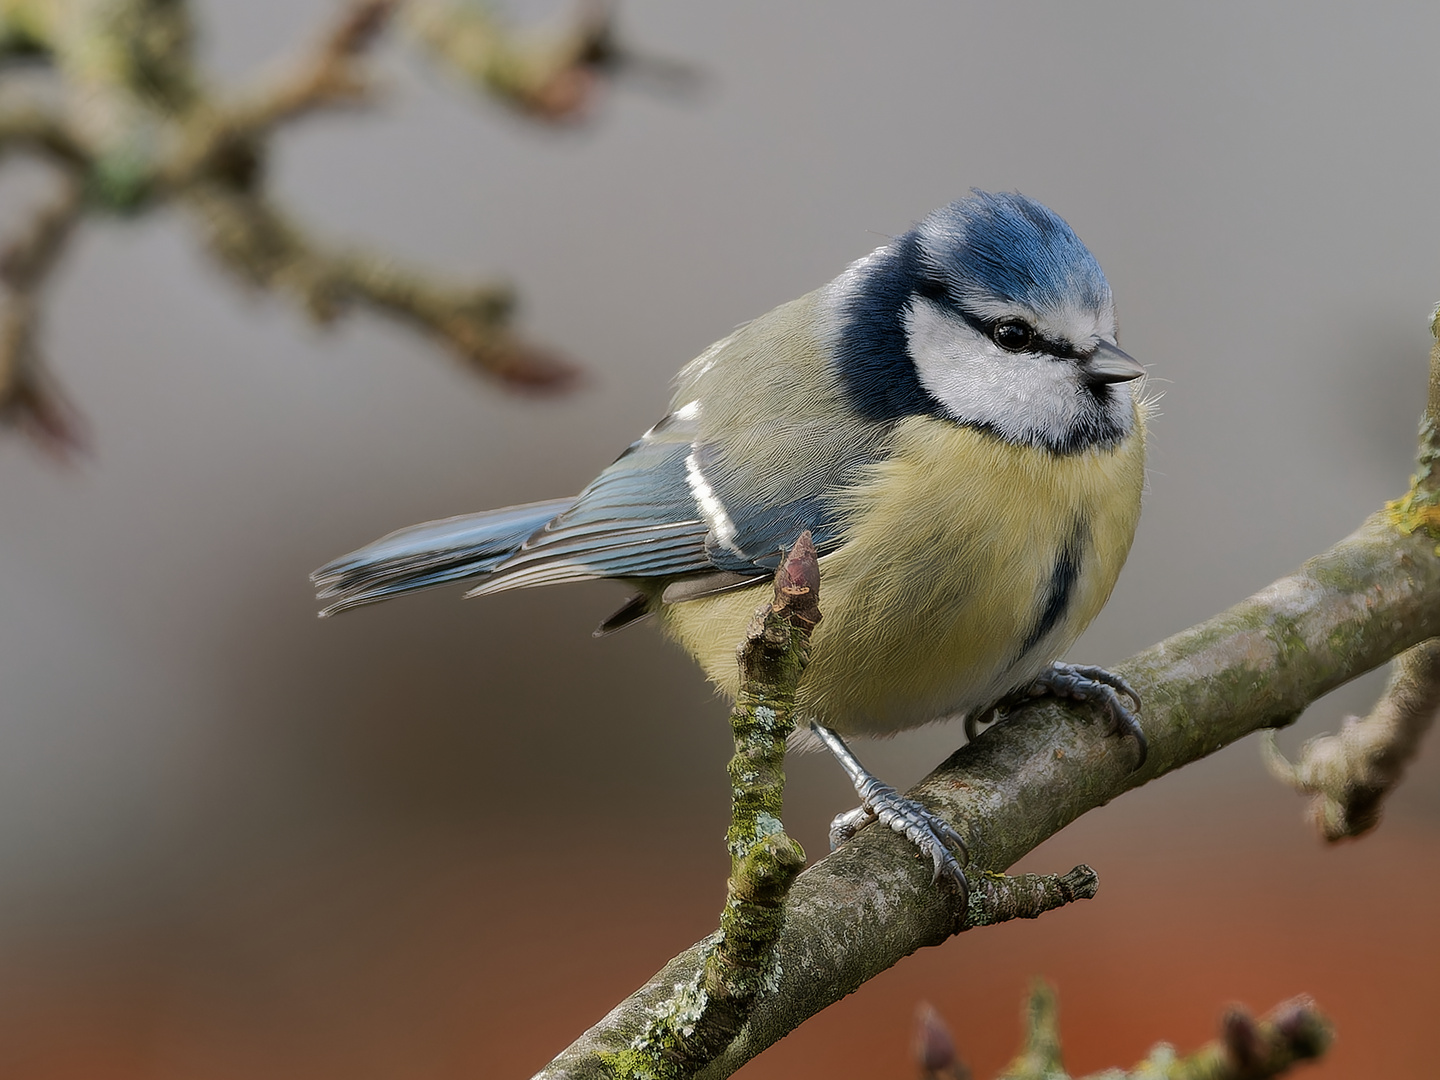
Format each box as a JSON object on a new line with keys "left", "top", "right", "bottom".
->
{"left": 312, "top": 422, "right": 867, "bottom": 616}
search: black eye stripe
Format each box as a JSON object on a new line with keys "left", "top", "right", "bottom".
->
{"left": 993, "top": 322, "right": 1084, "bottom": 361}
{"left": 909, "top": 287, "right": 1087, "bottom": 361}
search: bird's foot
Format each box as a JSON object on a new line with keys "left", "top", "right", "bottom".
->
{"left": 812, "top": 724, "right": 969, "bottom": 904}
{"left": 1006, "top": 661, "right": 1147, "bottom": 768}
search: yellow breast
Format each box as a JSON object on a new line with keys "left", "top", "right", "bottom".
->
{"left": 657, "top": 411, "right": 1146, "bottom": 736}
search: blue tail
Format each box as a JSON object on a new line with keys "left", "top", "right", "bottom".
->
{"left": 312, "top": 498, "right": 574, "bottom": 616}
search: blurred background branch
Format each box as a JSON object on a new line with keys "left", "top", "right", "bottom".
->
{"left": 916, "top": 985, "right": 1332, "bottom": 1080}
{"left": 0, "top": 0, "right": 696, "bottom": 453}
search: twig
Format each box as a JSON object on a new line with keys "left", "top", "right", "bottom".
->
{"left": 966, "top": 864, "right": 1098, "bottom": 928}
{"left": 914, "top": 1001, "right": 971, "bottom": 1080}
{"left": 405, "top": 0, "right": 618, "bottom": 121}
{"left": 0, "top": 174, "right": 87, "bottom": 455}
{"left": 918, "top": 987, "right": 1330, "bottom": 1080}
{"left": 1263, "top": 637, "right": 1440, "bottom": 840}
{"left": 995, "top": 981, "right": 1062, "bottom": 1080}
{"left": 190, "top": 0, "right": 396, "bottom": 150}
{"left": 0, "top": 105, "right": 88, "bottom": 168}
{"left": 611, "top": 536, "right": 816, "bottom": 1078}
{"left": 1085, "top": 995, "right": 1331, "bottom": 1080}
{"left": 183, "top": 183, "right": 577, "bottom": 389}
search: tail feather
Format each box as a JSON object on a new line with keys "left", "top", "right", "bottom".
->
{"left": 313, "top": 498, "right": 574, "bottom": 616}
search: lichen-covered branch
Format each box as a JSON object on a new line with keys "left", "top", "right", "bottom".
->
{"left": 918, "top": 984, "right": 1332, "bottom": 1080}
{"left": 1263, "top": 309, "right": 1440, "bottom": 839}
{"left": 0, "top": 0, "right": 678, "bottom": 451}
{"left": 966, "top": 864, "right": 1098, "bottom": 928}
{"left": 534, "top": 497, "right": 1440, "bottom": 1079}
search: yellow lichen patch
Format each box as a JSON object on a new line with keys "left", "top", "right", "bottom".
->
{"left": 1386, "top": 482, "right": 1440, "bottom": 554}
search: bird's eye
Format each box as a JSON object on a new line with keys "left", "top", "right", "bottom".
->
{"left": 992, "top": 320, "right": 1035, "bottom": 352}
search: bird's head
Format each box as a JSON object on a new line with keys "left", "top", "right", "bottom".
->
{"left": 830, "top": 190, "right": 1145, "bottom": 454}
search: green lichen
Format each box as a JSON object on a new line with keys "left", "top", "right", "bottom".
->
{"left": 1266, "top": 611, "right": 1309, "bottom": 663}
{"left": 1387, "top": 484, "right": 1440, "bottom": 545}
{"left": 601, "top": 965, "right": 714, "bottom": 1080}
{"left": 596, "top": 1048, "right": 662, "bottom": 1080}
{"left": 1385, "top": 409, "right": 1440, "bottom": 549}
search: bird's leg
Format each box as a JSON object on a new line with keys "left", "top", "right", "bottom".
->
{"left": 811, "top": 723, "right": 969, "bottom": 902}
{"left": 1004, "top": 661, "right": 1147, "bottom": 768}
{"left": 963, "top": 707, "right": 998, "bottom": 745}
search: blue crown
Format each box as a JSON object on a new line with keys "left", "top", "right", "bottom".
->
{"left": 919, "top": 190, "right": 1110, "bottom": 315}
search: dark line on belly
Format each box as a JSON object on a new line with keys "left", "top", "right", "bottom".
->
{"left": 1019, "top": 519, "right": 1088, "bottom": 658}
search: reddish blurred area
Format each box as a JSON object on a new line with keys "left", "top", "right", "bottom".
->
{"left": 0, "top": 795, "right": 1433, "bottom": 1080}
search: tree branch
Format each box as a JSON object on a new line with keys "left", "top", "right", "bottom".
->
{"left": 1262, "top": 309, "right": 1440, "bottom": 839}
{"left": 535, "top": 502, "right": 1440, "bottom": 1079}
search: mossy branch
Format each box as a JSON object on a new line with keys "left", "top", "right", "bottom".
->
{"left": 561, "top": 541, "right": 1102, "bottom": 1080}
{"left": 610, "top": 535, "right": 817, "bottom": 1078}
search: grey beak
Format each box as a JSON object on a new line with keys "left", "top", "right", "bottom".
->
{"left": 1083, "top": 339, "right": 1146, "bottom": 384}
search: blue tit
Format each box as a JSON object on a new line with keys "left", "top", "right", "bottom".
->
{"left": 314, "top": 190, "right": 1149, "bottom": 895}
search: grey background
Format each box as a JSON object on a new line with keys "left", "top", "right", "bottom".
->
{"left": 0, "top": 0, "right": 1437, "bottom": 1069}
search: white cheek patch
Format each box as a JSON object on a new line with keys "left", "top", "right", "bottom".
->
{"left": 902, "top": 297, "right": 1133, "bottom": 448}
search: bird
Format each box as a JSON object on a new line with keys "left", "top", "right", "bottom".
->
{"left": 313, "top": 190, "right": 1149, "bottom": 900}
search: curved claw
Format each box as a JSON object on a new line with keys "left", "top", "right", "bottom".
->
{"left": 855, "top": 775, "right": 969, "bottom": 898}
{"left": 835, "top": 796, "right": 969, "bottom": 894}
{"left": 1057, "top": 662, "right": 1143, "bottom": 713}
{"left": 1023, "top": 662, "right": 1148, "bottom": 770}
{"left": 1104, "top": 698, "right": 1149, "bottom": 769}
{"left": 812, "top": 722, "right": 970, "bottom": 903}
